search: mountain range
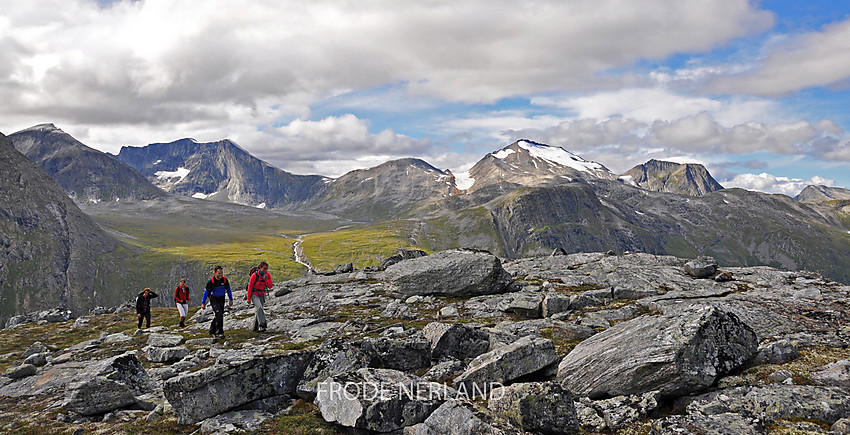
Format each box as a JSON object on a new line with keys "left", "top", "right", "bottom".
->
{"left": 3, "top": 123, "right": 850, "bottom": 321}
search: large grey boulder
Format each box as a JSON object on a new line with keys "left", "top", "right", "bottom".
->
{"left": 5, "top": 364, "right": 37, "bottom": 379}
{"left": 62, "top": 352, "right": 153, "bottom": 416}
{"left": 163, "top": 349, "right": 312, "bottom": 425}
{"left": 685, "top": 385, "right": 850, "bottom": 425}
{"left": 315, "top": 368, "right": 450, "bottom": 432}
{"left": 557, "top": 306, "right": 757, "bottom": 399}
{"left": 488, "top": 381, "right": 579, "bottom": 434}
{"left": 422, "top": 322, "right": 491, "bottom": 362}
{"left": 453, "top": 336, "right": 559, "bottom": 394}
{"left": 412, "top": 399, "right": 521, "bottom": 435}
{"left": 64, "top": 377, "right": 137, "bottom": 415}
{"left": 576, "top": 391, "right": 660, "bottom": 432}
{"left": 383, "top": 250, "right": 513, "bottom": 298}
{"left": 684, "top": 256, "right": 718, "bottom": 278}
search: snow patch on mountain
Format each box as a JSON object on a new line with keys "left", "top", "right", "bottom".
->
{"left": 493, "top": 148, "right": 515, "bottom": 159}
{"left": 454, "top": 170, "right": 475, "bottom": 190}
{"left": 517, "top": 140, "right": 604, "bottom": 174}
{"left": 155, "top": 167, "right": 190, "bottom": 182}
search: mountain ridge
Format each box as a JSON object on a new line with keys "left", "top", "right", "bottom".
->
{"left": 620, "top": 159, "right": 724, "bottom": 196}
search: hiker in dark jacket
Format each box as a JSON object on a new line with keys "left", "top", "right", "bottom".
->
{"left": 247, "top": 261, "right": 273, "bottom": 332}
{"left": 174, "top": 278, "right": 190, "bottom": 328}
{"left": 202, "top": 266, "right": 233, "bottom": 338}
{"left": 136, "top": 287, "right": 158, "bottom": 330}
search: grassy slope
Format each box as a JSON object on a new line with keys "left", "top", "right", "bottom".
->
{"left": 300, "top": 221, "right": 423, "bottom": 271}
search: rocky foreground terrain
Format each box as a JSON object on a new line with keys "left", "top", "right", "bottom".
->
{"left": 1, "top": 249, "right": 849, "bottom": 434}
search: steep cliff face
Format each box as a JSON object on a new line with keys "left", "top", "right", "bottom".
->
{"left": 116, "top": 138, "right": 329, "bottom": 209}
{"left": 0, "top": 132, "right": 122, "bottom": 325}
{"left": 620, "top": 159, "right": 724, "bottom": 196}
{"left": 9, "top": 124, "right": 165, "bottom": 203}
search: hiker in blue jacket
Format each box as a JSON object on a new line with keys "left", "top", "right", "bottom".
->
{"left": 201, "top": 265, "right": 233, "bottom": 338}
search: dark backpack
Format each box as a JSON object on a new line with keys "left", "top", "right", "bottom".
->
{"left": 246, "top": 267, "right": 258, "bottom": 293}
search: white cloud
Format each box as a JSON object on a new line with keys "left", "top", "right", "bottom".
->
{"left": 709, "top": 18, "right": 850, "bottom": 96}
{"left": 723, "top": 172, "right": 834, "bottom": 196}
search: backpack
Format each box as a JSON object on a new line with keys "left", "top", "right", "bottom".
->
{"left": 246, "top": 267, "right": 258, "bottom": 292}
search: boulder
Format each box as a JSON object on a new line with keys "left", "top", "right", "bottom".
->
{"left": 297, "top": 338, "right": 375, "bottom": 401}
{"left": 383, "top": 250, "right": 513, "bottom": 298}
{"left": 685, "top": 384, "right": 850, "bottom": 425}
{"left": 576, "top": 391, "right": 660, "bottom": 432}
{"left": 542, "top": 293, "right": 571, "bottom": 317}
{"left": 558, "top": 306, "right": 757, "bottom": 399}
{"left": 23, "top": 353, "right": 48, "bottom": 367}
{"left": 198, "top": 410, "right": 274, "bottom": 434}
{"left": 359, "top": 336, "right": 431, "bottom": 372}
{"left": 488, "top": 381, "right": 579, "bottom": 434}
{"left": 422, "top": 322, "right": 490, "bottom": 362}
{"left": 147, "top": 333, "right": 184, "bottom": 348}
{"left": 453, "top": 336, "right": 559, "bottom": 394}
{"left": 5, "top": 364, "right": 37, "bottom": 379}
{"left": 423, "top": 358, "right": 466, "bottom": 383}
{"left": 411, "top": 399, "right": 521, "bottom": 434}
{"left": 684, "top": 256, "right": 718, "bottom": 278}
{"left": 505, "top": 293, "right": 543, "bottom": 319}
{"left": 147, "top": 346, "right": 190, "bottom": 363}
{"left": 315, "top": 368, "right": 450, "bottom": 432}
{"left": 833, "top": 418, "right": 850, "bottom": 435}
{"left": 22, "top": 341, "right": 50, "bottom": 359}
{"left": 64, "top": 377, "right": 137, "bottom": 415}
{"left": 62, "top": 353, "right": 153, "bottom": 416}
{"left": 163, "top": 350, "right": 312, "bottom": 425}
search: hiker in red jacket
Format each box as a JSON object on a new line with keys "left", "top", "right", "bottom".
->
{"left": 174, "top": 278, "right": 190, "bottom": 328}
{"left": 247, "top": 261, "right": 273, "bottom": 332}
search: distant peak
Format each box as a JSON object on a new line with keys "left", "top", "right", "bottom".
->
{"left": 20, "top": 123, "right": 60, "bottom": 133}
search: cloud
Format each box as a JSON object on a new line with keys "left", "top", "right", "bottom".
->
{"left": 708, "top": 18, "right": 850, "bottom": 96}
{"left": 723, "top": 172, "right": 834, "bottom": 196}
{"left": 0, "top": 0, "right": 774, "bottom": 130}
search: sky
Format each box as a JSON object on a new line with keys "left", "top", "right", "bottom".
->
{"left": 2, "top": 0, "right": 850, "bottom": 196}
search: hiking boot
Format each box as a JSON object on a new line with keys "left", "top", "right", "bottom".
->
{"left": 179, "top": 322, "right": 185, "bottom": 328}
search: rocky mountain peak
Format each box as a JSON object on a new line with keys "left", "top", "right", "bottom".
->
{"left": 458, "top": 139, "right": 616, "bottom": 193}
{"left": 796, "top": 184, "right": 850, "bottom": 203}
{"left": 620, "top": 159, "right": 723, "bottom": 196}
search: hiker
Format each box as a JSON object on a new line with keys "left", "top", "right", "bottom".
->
{"left": 201, "top": 265, "right": 233, "bottom": 338}
{"left": 247, "top": 261, "right": 273, "bottom": 332}
{"left": 136, "top": 287, "right": 158, "bottom": 330}
{"left": 174, "top": 278, "right": 190, "bottom": 328}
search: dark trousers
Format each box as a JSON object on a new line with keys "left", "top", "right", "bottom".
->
{"left": 138, "top": 311, "right": 151, "bottom": 329}
{"left": 209, "top": 295, "right": 226, "bottom": 335}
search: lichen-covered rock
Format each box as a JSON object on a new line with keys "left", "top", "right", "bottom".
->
{"left": 505, "top": 292, "right": 543, "bottom": 319}
{"left": 358, "top": 336, "right": 431, "bottom": 371}
{"left": 297, "top": 338, "right": 375, "bottom": 401}
{"left": 163, "top": 350, "right": 312, "bottom": 425}
{"left": 453, "top": 336, "right": 559, "bottom": 394}
{"left": 685, "top": 384, "right": 850, "bottom": 425}
{"left": 146, "top": 346, "right": 190, "bottom": 363}
{"left": 147, "top": 333, "right": 184, "bottom": 348}
{"left": 5, "top": 364, "right": 37, "bottom": 379}
{"left": 383, "top": 250, "right": 513, "bottom": 298}
{"left": 488, "top": 381, "right": 579, "bottom": 434}
{"left": 558, "top": 306, "right": 757, "bottom": 399}
{"left": 315, "top": 368, "right": 450, "bottom": 432}
{"left": 833, "top": 418, "right": 850, "bottom": 435}
{"left": 811, "top": 359, "right": 850, "bottom": 388}
{"left": 412, "top": 399, "right": 521, "bottom": 435}
{"left": 61, "top": 352, "right": 153, "bottom": 416}
{"left": 576, "top": 391, "right": 660, "bottom": 432}
{"left": 198, "top": 410, "right": 274, "bottom": 434}
{"left": 422, "top": 322, "right": 490, "bottom": 362}
{"left": 650, "top": 413, "right": 762, "bottom": 435}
